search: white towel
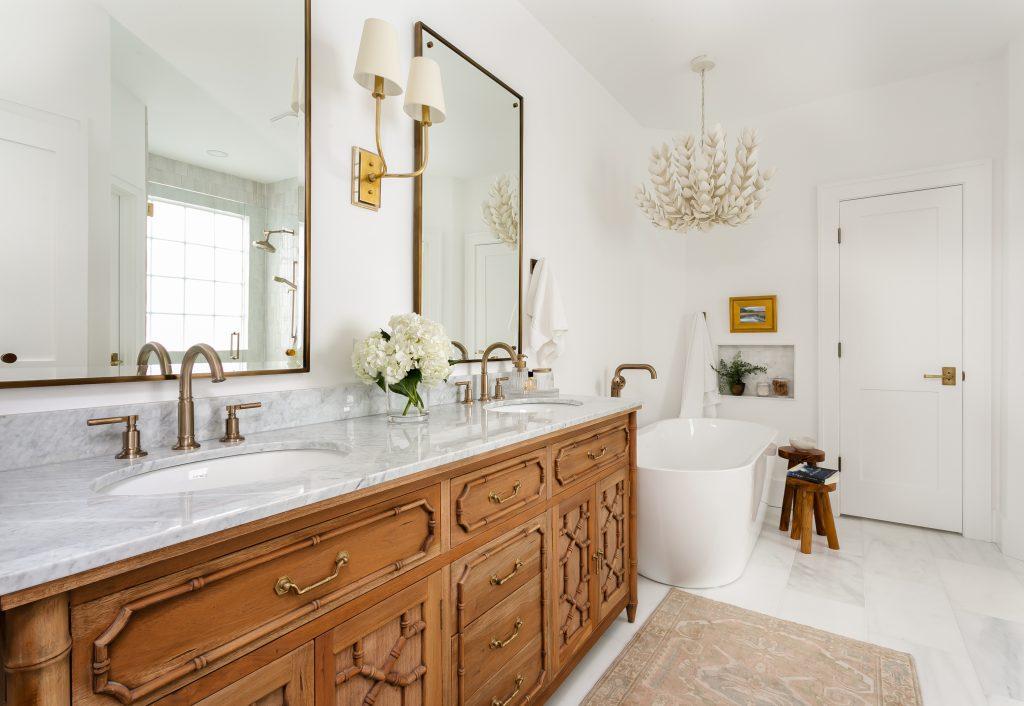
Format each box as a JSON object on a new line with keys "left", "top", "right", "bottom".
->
{"left": 525, "top": 258, "right": 568, "bottom": 367}
{"left": 679, "top": 312, "right": 721, "bottom": 418}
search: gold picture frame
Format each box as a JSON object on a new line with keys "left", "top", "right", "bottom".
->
{"left": 729, "top": 295, "right": 778, "bottom": 333}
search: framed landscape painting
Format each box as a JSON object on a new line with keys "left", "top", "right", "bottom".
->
{"left": 729, "top": 295, "right": 778, "bottom": 332}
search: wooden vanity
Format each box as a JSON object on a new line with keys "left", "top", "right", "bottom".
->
{"left": 1, "top": 411, "right": 638, "bottom": 705}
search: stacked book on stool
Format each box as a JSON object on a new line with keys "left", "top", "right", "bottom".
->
{"left": 778, "top": 450, "right": 841, "bottom": 554}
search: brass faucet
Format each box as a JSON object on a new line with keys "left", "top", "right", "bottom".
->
{"left": 450, "top": 340, "right": 469, "bottom": 362}
{"left": 136, "top": 341, "right": 172, "bottom": 376}
{"left": 611, "top": 363, "right": 658, "bottom": 397}
{"left": 173, "top": 343, "right": 227, "bottom": 450}
{"left": 479, "top": 342, "right": 526, "bottom": 402}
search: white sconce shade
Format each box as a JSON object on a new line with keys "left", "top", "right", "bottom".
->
{"left": 353, "top": 18, "right": 403, "bottom": 96}
{"left": 403, "top": 57, "right": 446, "bottom": 124}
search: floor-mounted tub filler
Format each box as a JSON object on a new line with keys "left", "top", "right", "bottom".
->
{"left": 638, "top": 417, "right": 779, "bottom": 588}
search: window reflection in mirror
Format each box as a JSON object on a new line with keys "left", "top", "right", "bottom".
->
{"left": 0, "top": 0, "right": 308, "bottom": 386}
{"left": 415, "top": 25, "right": 522, "bottom": 360}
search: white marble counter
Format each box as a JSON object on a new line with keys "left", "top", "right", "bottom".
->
{"left": 0, "top": 396, "right": 638, "bottom": 597}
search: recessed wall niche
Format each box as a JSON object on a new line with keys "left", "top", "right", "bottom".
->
{"left": 717, "top": 344, "right": 795, "bottom": 399}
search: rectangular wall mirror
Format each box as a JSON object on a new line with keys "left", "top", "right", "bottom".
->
{"left": 413, "top": 23, "right": 523, "bottom": 361}
{"left": 0, "top": 0, "right": 310, "bottom": 387}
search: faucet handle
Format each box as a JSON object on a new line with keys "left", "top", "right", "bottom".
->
{"left": 221, "top": 402, "right": 262, "bottom": 443}
{"left": 454, "top": 380, "right": 473, "bottom": 405}
{"left": 493, "top": 376, "right": 510, "bottom": 401}
{"left": 87, "top": 415, "right": 147, "bottom": 460}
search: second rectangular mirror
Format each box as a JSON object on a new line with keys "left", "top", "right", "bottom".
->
{"left": 413, "top": 23, "right": 522, "bottom": 361}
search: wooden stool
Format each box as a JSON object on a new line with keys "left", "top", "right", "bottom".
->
{"left": 778, "top": 446, "right": 825, "bottom": 533}
{"left": 786, "top": 478, "right": 840, "bottom": 554}
{"left": 777, "top": 446, "right": 839, "bottom": 554}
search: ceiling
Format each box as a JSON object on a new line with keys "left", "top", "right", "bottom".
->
{"left": 99, "top": 0, "right": 303, "bottom": 183}
{"left": 518, "top": 0, "right": 1024, "bottom": 129}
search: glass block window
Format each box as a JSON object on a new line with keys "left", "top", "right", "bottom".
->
{"left": 146, "top": 198, "right": 248, "bottom": 353}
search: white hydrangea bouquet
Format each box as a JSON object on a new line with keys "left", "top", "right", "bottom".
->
{"left": 352, "top": 313, "right": 454, "bottom": 422}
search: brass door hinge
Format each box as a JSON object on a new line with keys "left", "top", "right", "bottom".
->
{"left": 838, "top": 456, "right": 842, "bottom": 472}
{"left": 837, "top": 341, "right": 842, "bottom": 358}
{"left": 837, "top": 226, "right": 842, "bottom": 244}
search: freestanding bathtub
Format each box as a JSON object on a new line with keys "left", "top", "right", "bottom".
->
{"left": 638, "top": 417, "right": 779, "bottom": 588}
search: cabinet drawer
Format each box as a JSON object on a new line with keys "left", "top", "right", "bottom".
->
{"left": 451, "top": 517, "right": 546, "bottom": 632}
{"left": 72, "top": 485, "right": 440, "bottom": 705}
{"left": 452, "top": 450, "right": 546, "bottom": 544}
{"left": 458, "top": 576, "right": 543, "bottom": 700}
{"left": 552, "top": 422, "right": 629, "bottom": 492}
{"left": 461, "top": 635, "right": 545, "bottom": 706}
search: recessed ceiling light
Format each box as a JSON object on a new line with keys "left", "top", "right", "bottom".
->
{"left": 206, "top": 149, "right": 228, "bottom": 158}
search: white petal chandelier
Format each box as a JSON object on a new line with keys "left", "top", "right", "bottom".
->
{"left": 636, "top": 55, "right": 775, "bottom": 233}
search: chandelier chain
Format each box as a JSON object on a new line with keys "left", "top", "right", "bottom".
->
{"left": 699, "top": 69, "right": 706, "bottom": 139}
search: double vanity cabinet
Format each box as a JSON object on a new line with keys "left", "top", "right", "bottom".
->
{"left": 1, "top": 408, "right": 638, "bottom": 705}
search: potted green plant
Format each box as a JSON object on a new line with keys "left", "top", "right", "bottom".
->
{"left": 712, "top": 352, "right": 768, "bottom": 396}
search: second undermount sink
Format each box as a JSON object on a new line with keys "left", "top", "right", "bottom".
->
{"left": 96, "top": 448, "right": 351, "bottom": 496}
{"left": 484, "top": 398, "right": 584, "bottom": 414}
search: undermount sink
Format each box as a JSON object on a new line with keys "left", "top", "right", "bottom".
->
{"left": 484, "top": 398, "right": 584, "bottom": 414}
{"left": 96, "top": 448, "right": 351, "bottom": 496}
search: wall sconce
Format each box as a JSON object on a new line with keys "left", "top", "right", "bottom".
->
{"left": 351, "top": 18, "right": 446, "bottom": 211}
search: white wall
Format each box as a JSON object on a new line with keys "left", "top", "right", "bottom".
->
{"left": 1001, "top": 41, "right": 1024, "bottom": 558}
{"left": 653, "top": 59, "right": 1006, "bottom": 520}
{"left": 0, "top": 0, "right": 682, "bottom": 427}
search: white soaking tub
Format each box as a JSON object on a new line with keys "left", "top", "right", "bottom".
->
{"left": 638, "top": 417, "right": 779, "bottom": 588}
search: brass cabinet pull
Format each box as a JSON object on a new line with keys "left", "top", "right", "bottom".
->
{"left": 274, "top": 551, "right": 349, "bottom": 596}
{"left": 489, "top": 617, "right": 523, "bottom": 649}
{"left": 490, "top": 559, "right": 524, "bottom": 586}
{"left": 488, "top": 480, "right": 522, "bottom": 504}
{"left": 491, "top": 674, "right": 525, "bottom": 706}
{"left": 587, "top": 446, "right": 608, "bottom": 461}
{"left": 592, "top": 548, "right": 605, "bottom": 562}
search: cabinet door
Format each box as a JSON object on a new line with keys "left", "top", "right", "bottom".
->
{"left": 595, "top": 466, "right": 630, "bottom": 621}
{"left": 552, "top": 487, "right": 594, "bottom": 670}
{"left": 315, "top": 572, "right": 443, "bottom": 706}
{"left": 185, "top": 643, "right": 313, "bottom": 706}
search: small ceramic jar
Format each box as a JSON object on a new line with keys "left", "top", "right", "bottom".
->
{"left": 756, "top": 382, "right": 771, "bottom": 397}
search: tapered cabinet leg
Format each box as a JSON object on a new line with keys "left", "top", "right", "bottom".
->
{"left": 3, "top": 594, "right": 71, "bottom": 706}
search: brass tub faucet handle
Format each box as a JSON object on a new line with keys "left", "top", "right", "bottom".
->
{"left": 221, "top": 402, "right": 262, "bottom": 443}
{"left": 88, "top": 415, "right": 147, "bottom": 460}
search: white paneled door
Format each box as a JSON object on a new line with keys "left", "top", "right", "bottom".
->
{"left": 0, "top": 100, "right": 87, "bottom": 378}
{"left": 839, "top": 186, "right": 963, "bottom": 532}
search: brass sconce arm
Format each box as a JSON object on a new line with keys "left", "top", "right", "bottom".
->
{"left": 366, "top": 84, "right": 431, "bottom": 183}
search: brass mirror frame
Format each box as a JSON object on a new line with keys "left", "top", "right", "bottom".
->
{"left": 0, "top": 0, "right": 312, "bottom": 389}
{"left": 412, "top": 22, "right": 524, "bottom": 363}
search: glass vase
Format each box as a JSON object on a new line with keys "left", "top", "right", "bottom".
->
{"left": 386, "top": 386, "right": 429, "bottom": 424}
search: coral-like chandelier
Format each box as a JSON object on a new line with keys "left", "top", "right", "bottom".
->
{"left": 636, "top": 55, "right": 775, "bottom": 232}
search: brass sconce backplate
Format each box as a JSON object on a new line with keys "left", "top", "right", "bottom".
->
{"left": 351, "top": 147, "right": 382, "bottom": 210}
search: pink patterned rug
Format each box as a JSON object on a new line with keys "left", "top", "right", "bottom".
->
{"left": 583, "top": 589, "right": 921, "bottom": 705}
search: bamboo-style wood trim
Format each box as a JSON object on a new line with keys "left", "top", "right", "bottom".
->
{"left": 553, "top": 426, "right": 629, "bottom": 487}
{"left": 596, "top": 481, "right": 627, "bottom": 603}
{"left": 92, "top": 499, "right": 436, "bottom": 704}
{"left": 2, "top": 594, "right": 70, "bottom": 705}
{"left": 454, "top": 456, "right": 546, "bottom": 534}
{"left": 626, "top": 412, "right": 639, "bottom": 623}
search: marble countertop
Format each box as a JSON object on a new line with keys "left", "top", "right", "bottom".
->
{"left": 0, "top": 396, "right": 638, "bottom": 597}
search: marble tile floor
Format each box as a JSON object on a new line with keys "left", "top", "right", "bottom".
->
{"left": 548, "top": 507, "right": 1024, "bottom": 705}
